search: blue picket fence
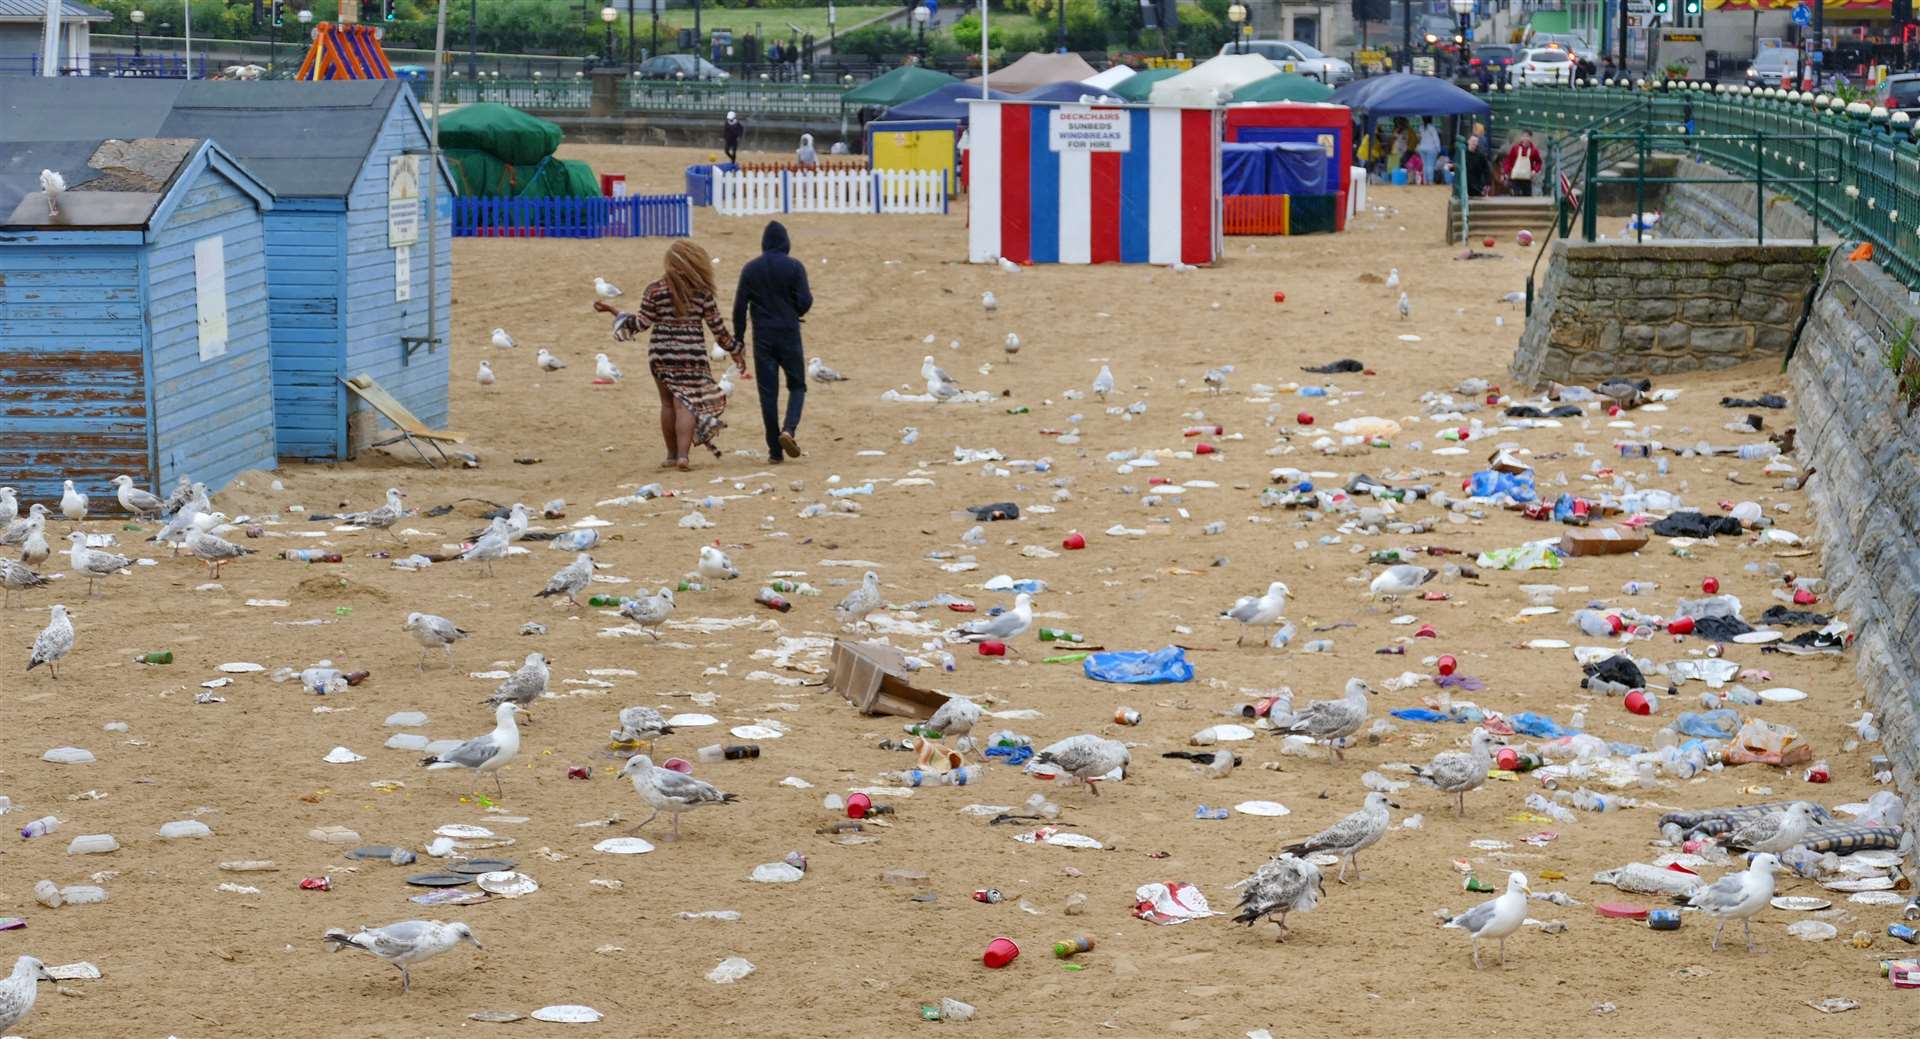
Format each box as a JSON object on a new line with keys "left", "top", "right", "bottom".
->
{"left": 451, "top": 194, "right": 693, "bottom": 239}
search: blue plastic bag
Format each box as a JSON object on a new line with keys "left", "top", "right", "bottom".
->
{"left": 1467, "top": 469, "right": 1538, "bottom": 503}
{"left": 1082, "top": 646, "right": 1194, "bottom": 684}
{"left": 1672, "top": 708, "right": 1740, "bottom": 740}
{"left": 1390, "top": 707, "right": 1462, "bottom": 724}
{"left": 984, "top": 743, "right": 1033, "bottom": 767}
{"left": 1510, "top": 711, "right": 1575, "bottom": 738}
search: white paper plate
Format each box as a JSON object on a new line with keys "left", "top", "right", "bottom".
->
{"left": 219, "top": 662, "right": 265, "bottom": 673}
{"left": 1733, "top": 631, "right": 1783, "bottom": 644}
{"left": 1432, "top": 447, "right": 1469, "bottom": 455}
{"left": 434, "top": 824, "right": 495, "bottom": 839}
{"left": 593, "top": 837, "right": 655, "bottom": 855}
{"left": 1398, "top": 334, "right": 1422, "bottom": 342}
{"left": 1234, "top": 800, "right": 1290, "bottom": 817}
{"left": 1040, "top": 832, "right": 1103, "bottom": 849}
{"left": 1517, "top": 606, "right": 1558, "bottom": 616}
{"left": 730, "top": 725, "right": 783, "bottom": 740}
{"left": 667, "top": 713, "right": 718, "bottom": 727}
{"left": 476, "top": 871, "right": 538, "bottom": 897}
{"left": 1469, "top": 839, "right": 1512, "bottom": 851}
{"left": 1201, "top": 724, "right": 1256, "bottom": 742}
{"left": 1848, "top": 890, "right": 1907, "bottom": 905}
{"left": 530, "top": 1005, "right": 603, "bottom": 1023}
{"left": 1526, "top": 639, "right": 1571, "bottom": 650}
{"left": 1306, "top": 853, "right": 1341, "bottom": 868}
{"left": 1847, "top": 851, "right": 1904, "bottom": 868}
{"left": 1770, "top": 895, "right": 1831, "bottom": 911}
{"left": 322, "top": 747, "right": 365, "bottom": 764}
{"left": 1758, "top": 687, "right": 1808, "bottom": 703}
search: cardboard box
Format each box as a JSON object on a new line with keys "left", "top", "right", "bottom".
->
{"left": 828, "top": 641, "right": 950, "bottom": 720}
{"left": 1561, "top": 525, "right": 1650, "bottom": 557}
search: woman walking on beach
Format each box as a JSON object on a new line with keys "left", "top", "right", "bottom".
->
{"left": 601, "top": 240, "right": 745, "bottom": 470}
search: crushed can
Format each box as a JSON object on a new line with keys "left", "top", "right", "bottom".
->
{"left": 299, "top": 876, "right": 332, "bottom": 892}
{"left": 973, "top": 888, "right": 1003, "bottom": 904}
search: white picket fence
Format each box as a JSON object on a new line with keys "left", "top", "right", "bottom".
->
{"left": 713, "top": 168, "right": 948, "bottom": 217}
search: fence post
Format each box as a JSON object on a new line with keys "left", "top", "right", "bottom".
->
{"left": 1755, "top": 129, "right": 1765, "bottom": 246}
{"left": 781, "top": 170, "right": 791, "bottom": 215}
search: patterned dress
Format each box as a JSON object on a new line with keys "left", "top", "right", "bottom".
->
{"left": 614, "top": 279, "right": 742, "bottom": 456}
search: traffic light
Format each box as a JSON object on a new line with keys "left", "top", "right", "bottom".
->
{"left": 381, "top": 0, "right": 397, "bottom": 21}
{"left": 1652, "top": 0, "right": 1669, "bottom": 14}
{"left": 271, "top": 0, "right": 285, "bottom": 27}
{"left": 1683, "top": 0, "right": 1701, "bottom": 13}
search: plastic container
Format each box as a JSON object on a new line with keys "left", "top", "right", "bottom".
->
{"left": 697, "top": 744, "right": 760, "bottom": 762}
{"left": 20, "top": 816, "right": 59, "bottom": 839}
{"left": 137, "top": 650, "right": 173, "bottom": 665}
{"left": 66, "top": 834, "right": 119, "bottom": 855}
{"left": 1053, "top": 935, "right": 1095, "bottom": 958}
{"left": 845, "top": 792, "right": 872, "bottom": 819}
{"left": 982, "top": 936, "right": 1020, "bottom": 968}
{"left": 281, "top": 549, "right": 343, "bottom": 563}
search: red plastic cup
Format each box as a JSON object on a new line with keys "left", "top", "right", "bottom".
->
{"left": 1606, "top": 614, "right": 1625, "bottom": 634}
{"left": 983, "top": 936, "right": 1020, "bottom": 968}
{"left": 1062, "top": 532, "right": 1086, "bottom": 550}
{"left": 1195, "top": 443, "right": 1217, "bottom": 455}
{"left": 1608, "top": 404, "right": 1622, "bottom": 417}
{"left": 1793, "top": 587, "right": 1817, "bottom": 605}
{"left": 846, "top": 792, "right": 872, "bottom": 819}
{"left": 661, "top": 757, "right": 693, "bottom": 773}
{"left": 1437, "top": 654, "right": 1458, "bottom": 676}
{"left": 1495, "top": 747, "right": 1519, "bottom": 771}
{"left": 1272, "top": 290, "right": 1286, "bottom": 303}
{"left": 1702, "top": 576, "right": 1720, "bottom": 594}
{"left": 1456, "top": 427, "right": 1470, "bottom": 441}
{"left": 1667, "top": 616, "right": 1696, "bottom": 635}
{"left": 1414, "top": 624, "right": 1437, "bottom": 638}
{"left": 1624, "top": 690, "right": 1651, "bottom": 715}
{"left": 978, "top": 641, "right": 1007, "bottom": 657}
{"left": 1297, "top": 412, "right": 1314, "bottom": 425}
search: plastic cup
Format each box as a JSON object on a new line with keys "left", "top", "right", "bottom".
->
{"left": 1667, "top": 616, "right": 1695, "bottom": 635}
{"left": 1062, "top": 532, "right": 1086, "bottom": 550}
{"left": 1495, "top": 747, "right": 1519, "bottom": 771}
{"left": 1624, "top": 690, "right": 1651, "bottom": 715}
{"left": 846, "top": 792, "right": 872, "bottom": 819}
{"left": 1702, "top": 576, "right": 1720, "bottom": 594}
{"left": 1195, "top": 443, "right": 1217, "bottom": 455}
{"left": 978, "top": 641, "right": 1007, "bottom": 657}
{"left": 1414, "top": 624, "right": 1437, "bottom": 638}
{"left": 1272, "top": 290, "right": 1286, "bottom": 302}
{"left": 1296, "top": 412, "right": 1314, "bottom": 425}
{"left": 1482, "top": 237, "right": 1495, "bottom": 247}
{"left": 982, "top": 936, "right": 1020, "bottom": 968}
{"left": 1437, "top": 654, "right": 1458, "bottom": 676}
{"left": 661, "top": 757, "right": 692, "bottom": 773}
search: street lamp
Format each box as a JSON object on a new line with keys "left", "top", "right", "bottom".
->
{"left": 1448, "top": 0, "right": 1472, "bottom": 75}
{"left": 601, "top": 6, "right": 617, "bottom": 66}
{"left": 1227, "top": 3, "right": 1247, "bottom": 55}
{"left": 130, "top": 9, "right": 145, "bottom": 59}
{"left": 911, "top": 3, "right": 929, "bottom": 59}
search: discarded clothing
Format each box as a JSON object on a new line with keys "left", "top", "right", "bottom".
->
{"left": 1583, "top": 654, "right": 1645, "bottom": 689}
{"left": 1301, "top": 358, "right": 1365, "bottom": 374}
{"left": 1721, "top": 393, "right": 1788, "bottom": 409}
{"left": 1389, "top": 707, "right": 1467, "bottom": 724}
{"left": 1652, "top": 511, "right": 1744, "bottom": 538}
{"left": 1082, "top": 646, "right": 1194, "bottom": 684}
{"left": 1802, "top": 823, "right": 1903, "bottom": 855}
{"left": 1759, "top": 605, "right": 1832, "bottom": 627}
{"left": 966, "top": 502, "right": 1021, "bottom": 521}
{"left": 1507, "top": 404, "right": 1584, "bottom": 418}
{"left": 1693, "top": 614, "right": 1756, "bottom": 642}
{"left": 1768, "top": 627, "right": 1850, "bottom": 656}
{"left": 1659, "top": 802, "right": 1837, "bottom": 837}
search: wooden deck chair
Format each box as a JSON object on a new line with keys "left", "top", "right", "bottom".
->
{"left": 339, "top": 374, "right": 466, "bottom": 468}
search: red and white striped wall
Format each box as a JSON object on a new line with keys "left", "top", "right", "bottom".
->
{"left": 966, "top": 100, "right": 1222, "bottom": 266}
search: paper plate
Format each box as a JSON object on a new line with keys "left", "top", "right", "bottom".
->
{"left": 1233, "top": 800, "right": 1290, "bottom": 817}
{"left": 1398, "top": 334, "right": 1422, "bottom": 342}
{"left": 1787, "top": 920, "right": 1838, "bottom": 941}
{"left": 1202, "top": 724, "right": 1256, "bottom": 742}
{"left": 730, "top": 725, "right": 784, "bottom": 740}
{"left": 1847, "top": 890, "right": 1907, "bottom": 906}
{"left": 434, "top": 824, "right": 494, "bottom": 839}
{"left": 1526, "top": 639, "right": 1571, "bottom": 650}
{"left": 1517, "top": 606, "right": 1558, "bottom": 616}
{"left": 1771, "top": 896, "right": 1831, "bottom": 911}
{"left": 1733, "top": 630, "right": 1783, "bottom": 644}
{"left": 530, "top": 1005, "right": 603, "bottom": 1024}
{"left": 448, "top": 859, "right": 518, "bottom": 875}
{"left": 1042, "top": 832, "right": 1104, "bottom": 849}
{"left": 404, "top": 873, "right": 474, "bottom": 888}
{"left": 218, "top": 662, "right": 265, "bottom": 673}
{"left": 1847, "top": 851, "right": 1904, "bottom": 869}
{"left": 1306, "top": 853, "right": 1341, "bottom": 868}
{"left": 594, "top": 837, "right": 655, "bottom": 855}
{"left": 476, "top": 870, "right": 538, "bottom": 897}
{"left": 323, "top": 746, "right": 365, "bottom": 764}
{"left": 1469, "top": 839, "right": 1512, "bottom": 851}
{"left": 1758, "top": 687, "right": 1808, "bottom": 703}
{"left": 667, "top": 713, "right": 719, "bottom": 727}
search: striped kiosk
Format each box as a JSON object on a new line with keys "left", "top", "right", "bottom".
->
{"left": 965, "top": 99, "right": 1221, "bottom": 266}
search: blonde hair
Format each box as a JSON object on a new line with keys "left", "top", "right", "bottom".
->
{"left": 663, "top": 240, "right": 716, "bottom": 317}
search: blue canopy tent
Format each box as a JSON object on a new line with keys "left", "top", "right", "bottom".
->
{"left": 881, "top": 82, "right": 1014, "bottom": 122}
{"left": 1222, "top": 141, "right": 1330, "bottom": 196}
{"left": 1010, "top": 81, "right": 1123, "bottom": 103}
{"left": 1328, "top": 73, "right": 1489, "bottom": 121}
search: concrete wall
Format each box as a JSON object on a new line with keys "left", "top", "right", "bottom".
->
{"left": 1789, "top": 254, "right": 1920, "bottom": 810}
{"left": 1511, "top": 239, "right": 1827, "bottom": 384}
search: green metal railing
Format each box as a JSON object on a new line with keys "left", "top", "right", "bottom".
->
{"left": 623, "top": 80, "right": 847, "bottom": 117}
{"left": 1489, "top": 82, "right": 1920, "bottom": 291}
{"left": 410, "top": 78, "right": 593, "bottom": 109}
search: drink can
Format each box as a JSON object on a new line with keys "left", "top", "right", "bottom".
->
{"left": 299, "top": 876, "right": 331, "bottom": 891}
{"left": 1114, "top": 707, "right": 1141, "bottom": 725}
{"left": 973, "top": 888, "right": 1003, "bottom": 904}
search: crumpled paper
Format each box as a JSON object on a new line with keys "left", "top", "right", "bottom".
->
{"left": 1133, "top": 881, "right": 1216, "bottom": 924}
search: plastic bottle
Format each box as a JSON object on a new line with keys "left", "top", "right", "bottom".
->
{"left": 676, "top": 579, "right": 707, "bottom": 592}
{"left": 281, "top": 549, "right": 343, "bottom": 562}
{"left": 1573, "top": 609, "right": 1619, "bottom": 638}
{"left": 1037, "top": 627, "right": 1084, "bottom": 643}
{"left": 1053, "top": 935, "right": 1096, "bottom": 958}
{"left": 697, "top": 744, "right": 761, "bottom": 762}
{"left": 1572, "top": 788, "right": 1615, "bottom": 812}
{"left": 1064, "top": 892, "right": 1089, "bottom": 915}
{"left": 1524, "top": 793, "right": 1577, "bottom": 823}
{"left": 1584, "top": 677, "right": 1634, "bottom": 697}
{"left": 19, "top": 816, "right": 58, "bottom": 839}
{"left": 754, "top": 587, "right": 792, "bottom": 612}
{"left": 137, "top": 650, "right": 173, "bottom": 665}
{"left": 1736, "top": 443, "right": 1779, "bottom": 460}
{"left": 587, "top": 595, "right": 623, "bottom": 607}
{"left": 1623, "top": 581, "right": 1658, "bottom": 596}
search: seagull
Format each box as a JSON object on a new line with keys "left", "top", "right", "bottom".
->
{"left": 1397, "top": 292, "right": 1411, "bottom": 320}
{"left": 38, "top": 168, "right": 66, "bottom": 221}
{"left": 717, "top": 369, "right": 736, "bottom": 398}
{"left": 612, "top": 705, "right": 675, "bottom": 751}
{"left": 1412, "top": 727, "right": 1496, "bottom": 817}
{"left": 0, "top": 504, "right": 46, "bottom": 547}
{"left": 25, "top": 604, "right": 74, "bottom": 679}
{"left": 185, "top": 523, "right": 253, "bottom": 579}
{"left": 1280, "top": 791, "right": 1396, "bottom": 884}
{"left": 697, "top": 544, "right": 738, "bottom": 582}
{"left": 160, "top": 476, "right": 195, "bottom": 516}
{"left": 1003, "top": 332, "right": 1020, "bottom": 359}
{"left": 537, "top": 349, "right": 567, "bottom": 372}
{"left": 483, "top": 652, "right": 551, "bottom": 717}
{"left": 490, "top": 327, "right": 517, "bottom": 349}
{"left": 59, "top": 479, "right": 87, "bottom": 522}
{"left": 110, "top": 475, "right": 165, "bottom": 519}
{"left": 1370, "top": 564, "right": 1436, "bottom": 599}
{"left": 1203, "top": 366, "right": 1231, "bottom": 394}
{"left": 323, "top": 921, "right": 481, "bottom": 994}
{"left": 594, "top": 276, "right": 624, "bottom": 299}
{"left": 1444, "top": 871, "right": 1531, "bottom": 969}
{"left": 1724, "top": 802, "right": 1816, "bottom": 856}
{"left": 808, "top": 357, "right": 846, "bottom": 383}
{"left": 0, "top": 487, "right": 15, "bottom": 526}
{"left": 1685, "top": 852, "right": 1781, "bottom": 953}
{"left": 618, "top": 586, "right": 675, "bottom": 638}
{"left": 403, "top": 612, "right": 469, "bottom": 671}
{"left": 20, "top": 524, "right": 47, "bottom": 566}
{"left": 926, "top": 695, "right": 983, "bottom": 752}
{"left": 0, "top": 955, "right": 54, "bottom": 1033}
{"left": 1230, "top": 853, "right": 1324, "bottom": 942}
{"left": 982, "top": 290, "right": 998, "bottom": 311}
{"left": 459, "top": 517, "right": 511, "bottom": 577}
{"left": 64, "top": 531, "right": 129, "bottom": 598}
{"left": 595, "top": 353, "right": 623, "bottom": 382}
{"left": 1222, "top": 581, "right": 1289, "bottom": 646}
{"left": 420, "top": 701, "right": 522, "bottom": 797}
{"left": 834, "top": 570, "right": 883, "bottom": 625}
{"left": 953, "top": 591, "right": 1033, "bottom": 649}
{"left": 1092, "top": 365, "right": 1115, "bottom": 401}
{"left": 922, "top": 355, "right": 961, "bottom": 400}
{"left": 548, "top": 527, "right": 599, "bottom": 552}
{"left": 1385, "top": 267, "right": 1400, "bottom": 290}
{"left": 149, "top": 486, "right": 211, "bottom": 553}
{"left": 536, "top": 552, "right": 594, "bottom": 607}
{"left": 0, "top": 559, "right": 50, "bottom": 608}
{"left": 998, "top": 256, "right": 1020, "bottom": 273}
{"left": 501, "top": 502, "right": 532, "bottom": 542}
{"left": 1029, "top": 734, "right": 1130, "bottom": 795}
{"left": 620, "top": 753, "right": 738, "bottom": 841}
{"left": 345, "top": 487, "right": 407, "bottom": 541}
{"left": 477, "top": 360, "right": 496, "bottom": 387}
{"left": 1278, "top": 678, "right": 1374, "bottom": 762}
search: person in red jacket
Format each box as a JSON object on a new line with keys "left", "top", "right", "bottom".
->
{"left": 1501, "top": 131, "right": 1543, "bottom": 197}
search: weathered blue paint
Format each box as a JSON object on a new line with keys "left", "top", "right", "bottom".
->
{"left": 264, "top": 204, "right": 349, "bottom": 458}
{"left": 0, "top": 139, "right": 275, "bottom": 509}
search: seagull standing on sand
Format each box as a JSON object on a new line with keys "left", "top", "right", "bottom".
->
{"left": 697, "top": 545, "right": 738, "bottom": 582}
{"left": 807, "top": 357, "right": 846, "bottom": 383}
{"left": 612, "top": 706, "right": 675, "bottom": 751}
{"left": 618, "top": 586, "right": 675, "bottom": 638}
{"left": 111, "top": 475, "right": 165, "bottom": 519}
{"left": 403, "top": 612, "right": 469, "bottom": 671}
{"left": 953, "top": 592, "right": 1033, "bottom": 649}
{"left": 460, "top": 518, "right": 510, "bottom": 577}
{"left": 594, "top": 276, "right": 623, "bottom": 299}
{"left": 537, "top": 348, "right": 567, "bottom": 372}
{"left": 926, "top": 695, "right": 983, "bottom": 752}
{"left": 1723, "top": 802, "right": 1816, "bottom": 856}
{"left": 185, "top": 522, "right": 252, "bottom": 578}
{"left": 1029, "top": 734, "right": 1130, "bottom": 796}
{"left": 1385, "top": 267, "right": 1400, "bottom": 291}
{"left": 323, "top": 921, "right": 480, "bottom": 994}
{"left": 483, "top": 652, "right": 551, "bottom": 716}
{"left": 1, "top": 503, "right": 46, "bottom": 546}
{"left": 834, "top": 570, "right": 883, "bottom": 625}
{"left": 420, "top": 701, "right": 522, "bottom": 797}
{"left": 1397, "top": 292, "right": 1411, "bottom": 320}
{"left": 536, "top": 553, "right": 594, "bottom": 607}
{"left": 149, "top": 487, "right": 210, "bottom": 554}
{"left": 25, "top": 604, "right": 73, "bottom": 679}
{"left": 1685, "top": 853, "right": 1781, "bottom": 953}
{"left": 1278, "top": 678, "right": 1374, "bottom": 762}
{"left": 1092, "top": 365, "right": 1115, "bottom": 401}
{"left": 1370, "top": 563, "right": 1436, "bottom": 599}
{"left": 619, "top": 753, "right": 738, "bottom": 841}
{"left": 477, "top": 361, "right": 496, "bottom": 387}
{"left": 0, "top": 487, "right": 15, "bottom": 526}
{"left": 1280, "top": 791, "right": 1396, "bottom": 884}
{"left": 1413, "top": 727, "right": 1497, "bottom": 817}
{"left": 59, "top": 480, "right": 87, "bottom": 522}
{"left": 1003, "top": 333, "right": 1020, "bottom": 359}
{"left": 19, "top": 523, "right": 48, "bottom": 566}
{"left": 0, "top": 955, "right": 54, "bottom": 1032}
{"left": 0, "top": 559, "right": 49, "bottom": 608}
{"left": 490, "top": 327, "right": 517, "bottom": 349}
{"left": 1222, "top": 581, "right": 1289, "bottom": 646}
{"left": 1203, "top": 366, "right": 1231, "bottom": 394}
{"left": 981, "top": 290, "right": 997, "bottom": 312}
{"left": 595, "top": 353, "right": 623, "bottom": 382}
{"left": 38, "top": 169, "right": 65, "bottom": 219}
{"left": 1444, "top": 871, "right": 1531, "bottom": 968}
{"left": 64, "top": 531, "right": 129, "bottom": 598}
{"left": 160, "top": 476, "right": 195, "bottom": 515}
{"left": 922, "top": 355, "right": 961, "bottom": 400}
{"left": 346, "top": 488, "right": 407, "bottom": 541}
{"left": 1230, "top": 853, "right": 1324, "bottom": 942}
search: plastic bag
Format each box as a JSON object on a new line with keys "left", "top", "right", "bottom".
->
{"left": 1132, "top": 881, "right": 1216, "bottom": 924}
{"left": 1477, "top": 543, "right": 1563, "bottom": 571}
{"left": 1510, "top": 712, "right": 1576, "bottom": 738}
{"left": 1082, "top": 646, "right": 1194, "bottom": 685}
{"left": 1467, "top": 469, "right": 1537, "bottom": 503}
{"left": 1671, "top": 708, "right": 1740, "bottom": 740}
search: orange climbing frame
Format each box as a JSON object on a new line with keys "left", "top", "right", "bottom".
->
{"left": 295, "top": 22, "right": 396, "bottom": 81}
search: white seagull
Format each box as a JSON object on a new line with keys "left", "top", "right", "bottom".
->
{"left": 0, "top": 955, "right": 54, "bottom": 1033}
{"left": 111, "top": 475, "right": 165, "bottom": 519}
{"left": 1397, "top": 292, "right": 1411, "bottom": 319}
{"left": 420, "top": 701, "right": 523, "bottom": 797}
{"left": 1444, "top": 871, "right": 1531, "bottom": 968}
{"left": 594, "top": 276, "right": 624, "bottom": 299}
{"left": 26, "top": 604, "right": 74, "bottom": 679}
{"left": 323, "top": 920, "right": 481, "bottom": 994}
{"left": 1279, "top": 678, "right": 1374, "bottom": 762}
{"left": 953, "top": 592, "right": 1033, "bottom": 648}
{"left": 1222, "top": 581, "right": 1289, "bottom": 645}
{"left": 0, "top": 487, "right": 15, "bottom": 526}
{"left": 64, "top": 531, "right": 129, "bottom": 598}
{"left": 186, "top": 522, "right": 253, "bottom": 578}
{"left": 1281, "top": 791, "right": 1396, "bottom": 884}
{"left": 0, "top": 503, "right": 46, "bottom": 547}
{"left": 1004, "top": 332, "right": 1020, "bottom": 359}
{"left": 1724, "top": 802, "right": 1816, "bottom": 856}
{"left": 697, "top": 544, "right": 738, "bottom": 582}
{"left": 345, "top": 487, "right": 407, "bottom": 541}
{"left": 981, "top": 290, "right": 998, "bottom": 312}
{"left": 807, "top": 357, "right": 846, "bottom": 383}
{"left": 536, "top": 552, "right": 594, "bottom": 607}
{"left": 1092, "top": 364, "right": 1115, "bottom": 401}
{"left": 1203, "top": 366, "right": 1231, "bottom": 394}
{"left": 483, "top": 652, "right": 551, "bottom": 715}
{"left": 403, "top": 612, "right": 469, "bottom": 671}
{"left": 1370, "top": 563, "right": 1436, "bottom": 599}
{"left": 595, "top": 353, "right": 623, "bottom": 382}
{"left": 1028, "top": 734, "right": 1130, "bottom": 796}
{"left": 1686, "top": 852, "right": 1781, "bottom": 953}
{"left": 922, "top": 355, "right": 961, "bottom": 400}
{"left": 1384, "top": 267, "right": 1400, "bottom": 290}
{"left": 619, "top": 753, "right": 738, "bottom": 841}
{"left": 926, "top": 695, "right": 983, "bottom": 751}
{"left": 38, "top": 169, "right": 65, "bottom": 219}
{"left": 536, "top": 348, "right": 567, "bottom": 372}
{"left": 1412, "top": 727, "right": 1496, "bottom": 817}
{"left": 459, "top": 517, "right": 511, "bottom": 576}
{"left": 59, "top": 479, "right": 87, "bottom": 522}
{"left": 477, "top": 360, "right": 496, "bottom": 387}
{"left": 0, "top": 559, "right": 50, "bottom": 608}
{"left": 618, "top": 586, "right": 675, "bottom": 638}
{"left": 612, "top": 705, "right": 675, "bottom": 750}
{"left": 1230, "top": 853, "right": 1324, "bottom": 942}
{"left": 834, "top": 570, "right": 883, "bottom": 624}
{"left": 490, "top": 327, "right": 517, "bottom": 349}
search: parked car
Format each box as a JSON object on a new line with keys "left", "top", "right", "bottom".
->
{"left": 1527, "top": 32, "right": 1597, "bottom": 76}
{"left": 1217, "top": 39, "right": 1354, "bottom": 85}
{"left": 1746, "top": 48, "right": 1799, "bottom": 88}
{"left": 1885, "top": 72, "right": 1920, "bottom": 116}
{"left": 1510, "top": 46, "right": 1577, "bottom": 86}
{"left": 1468, "top": 44, "right": 1519, "bottom": 79}
{"left": 635, "top": 54, "right": 730, "bottom": 80}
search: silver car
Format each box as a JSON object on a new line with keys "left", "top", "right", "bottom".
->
{"left": 1746, "top": 48, "right": 1799, "bottom": 88}
{"left": 1219, "top": 39, "right": 1354, "bottom": 85}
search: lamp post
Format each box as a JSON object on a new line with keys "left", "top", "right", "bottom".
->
{"left": 1449, "top": 0, "right": 1473, "bottom": 75}
{"left": 468, "top": 0, "right": 479, "bottom": 81}
{"left": 1055, "top": 0, "right": 1066, "bottom": 52}
{"left": 1227, "top": 2, "right": 1246, "bottom": 54}
{"left": 651, "top": 0, "right": 660, "bottom": 63}
{"left": 601, "top": 5, "right": 617, "bottom": 65}
{"left": 270, "top": 4, "right": 280, "bottom": 75}
{"left": 130, "top": 9, "right": 144, "bottom": 58}
{"left": 912, "top": 3, "right": 929, "bottom": 59}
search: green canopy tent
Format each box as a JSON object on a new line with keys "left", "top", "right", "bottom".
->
{"left": 1231, "top": 72, "right": 1335, "bottom": 103}
{"left": 842, "top": 66, "right": 960, "bottom": 108}
{"left": 1110, "top": 67, "right": 1182, "bottom": 101}
{"left": 438, "top": 103, "right": 599, "bottom": 199}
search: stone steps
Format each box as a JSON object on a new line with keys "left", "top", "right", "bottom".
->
{"left": 1446, "top": 197, "right": 1559, "bottom": 243}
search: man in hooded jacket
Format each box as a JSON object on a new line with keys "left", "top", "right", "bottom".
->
{"left": 733, "top": 220, "right": 814, "bottom": 462}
